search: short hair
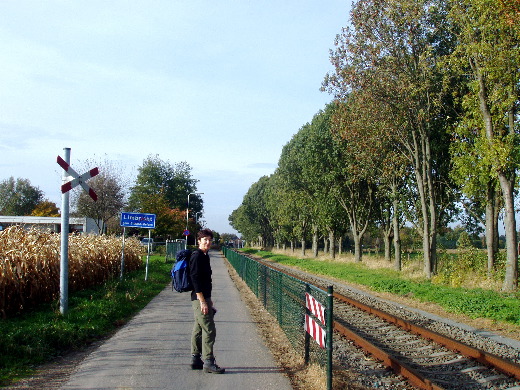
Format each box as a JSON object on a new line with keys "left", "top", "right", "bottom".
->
{"left": 197, "top": 228, "right": 213, "bottom": 240}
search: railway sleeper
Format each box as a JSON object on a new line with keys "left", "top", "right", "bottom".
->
{"left": 391, "top": 340, "right": 429, "bottom": 349}
{"left": 460, "top": 365, "right": 490, "bottom": 373}
{"left": 477, "top": 374, "right": 510, "bottom": 384}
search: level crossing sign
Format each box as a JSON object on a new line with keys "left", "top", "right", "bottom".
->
{"left": 57, "top": 155, "right": 99, "bottom": 201}
{"left": 57, "top": 147, "right": 99, "bottom": 316}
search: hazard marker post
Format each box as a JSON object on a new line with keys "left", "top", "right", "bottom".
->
{"left": 57, "top": 147, "right": 99, "bottom": 315}
{"left": 304, "top": 285, "right": 333, "bottom": 390}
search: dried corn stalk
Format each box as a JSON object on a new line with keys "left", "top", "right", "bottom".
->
{"left": 0, "top": 226, "right": 143, "bottom": 318}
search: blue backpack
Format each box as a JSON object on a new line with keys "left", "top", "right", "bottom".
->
{"left": 171, "top": 249, "right": 193, "bottom": 292}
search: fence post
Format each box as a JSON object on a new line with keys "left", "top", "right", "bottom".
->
{"left": 262, "top": 265, "right": 268, "bottom": 308}
{"left": 304, "top": 284, "right": 311, "bottom": 365}
{"left": 327, "top": 285, "right": 333, "bottom": 390}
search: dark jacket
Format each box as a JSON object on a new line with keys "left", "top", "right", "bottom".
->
{"left": 189, "top": 249, "right": 212, "bottom": 301}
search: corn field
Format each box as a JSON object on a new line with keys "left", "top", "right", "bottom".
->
{"left": 0, "top": 226, "right": 143, "bottom": 318}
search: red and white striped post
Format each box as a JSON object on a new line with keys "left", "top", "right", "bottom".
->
{"left": 304, "top": 286, "right": 333, "bottom": 390}
{"left": 304, "top": 291, "right": 327, "bottom": 349}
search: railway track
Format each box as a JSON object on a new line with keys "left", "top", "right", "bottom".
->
{"left": 249, "top": 254, "right": 520, "bottom": 390}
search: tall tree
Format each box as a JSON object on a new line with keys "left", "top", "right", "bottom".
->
{"left": 450, "top": 125, "right": 502, "bottom": 274}
{"left": 448, "top": 0, "right": 520, "bottom": 291}
{"left": 323, "top": 0, "right": 457, "bottom": 277}
{"left": 266, "top": 172, "right": 306, "bottom": 253}
{"left": 72, "top": 158, "right": 129, "bottom": 234}
{"left": 74, "top": 172, "right": 126, "bottom": 234}
{"left": 0, "top": 177, "right": 43, "bottom": 216}
{"left": 277, "top": 104, "right": 348, "bottom": 259}
{"left": 229, "top": 206, "right": 259, "bottom": 245}
{"left": 229, "top": 176, "right": 273, "bottom": 248}
{"left": 129, "top": 155, "right": 202, "bottom": 236}
{"left": 129, "top": 155, "right": 201, "bottom": 214}
{"left": 333, "top": 89, "right": 409, "bottom": 268}
{"left": 138, "top": 192, "right": 186, "bottom": 239}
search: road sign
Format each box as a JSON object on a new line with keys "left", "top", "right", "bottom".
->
{"left": 183, "top": 229, "right": 190, "bottom": 236}
{"left": 120, "top": 212, "right": 156, "bottom": 229}
{"left": 57, "top": 155, "right": 99, "bottom": 201}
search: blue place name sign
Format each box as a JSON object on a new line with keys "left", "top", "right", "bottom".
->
{"left": 120, "top": 212, "right": 156, "bottom": 229}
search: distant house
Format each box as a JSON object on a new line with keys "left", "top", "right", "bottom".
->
{"left": 0, "top": 216, "right": 99, "bottom": 234}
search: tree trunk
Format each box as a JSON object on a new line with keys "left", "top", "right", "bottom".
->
{"left": 383, "top": 233, "right": 391, "bottom": 261}
{"left": 392, "top": 197, "right": 402, "bottom": 271}
{"left": 301, "top": 239, "right": 306, "bottom": 257}
{"left": 324, "top": 237, "right": 328, "bottom": 254}
{"left": 312, "top": 225, "right": 319, "bottom": 257}
{"left": 414, "top": 142, "right": 433, "bottom": 278}
{"left": 352, "top": 232, "right": 362, "bottom": 262}
{"left": 409, "top": 123, "right": 438, "bottom": 279}
{"left": 493, "top": 197, "right": 499, "bottom": 261}
{"left": 501, "top": 95, "right": 518, "bottom": 291}
{"left": 329, "top": 230, "right": 336, "bottom": 259}
{"left": 499, "top": 173, "right": 518, "bottom": 291}
{"left": 474, "top": 62, "right": 517, "bottom": 291}
{"left": 485, "top": 181, "right": 498, "bottom": 274}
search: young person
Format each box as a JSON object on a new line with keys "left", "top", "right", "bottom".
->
{"left": 189, "top": 228, "right": 225, "bottom": 374}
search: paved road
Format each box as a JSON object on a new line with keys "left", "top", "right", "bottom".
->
{"left": 60, "top": 250, "right": 292, "bottom": 390}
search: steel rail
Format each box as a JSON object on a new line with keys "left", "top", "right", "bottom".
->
{"left": 332, "top": 291, "right": 520, "bottom": 382}
{"left": 333, "top": 321, "right": 445, "bottom": 390}
{"left": 250, "top": 254, "right": 520, "bottom": 386}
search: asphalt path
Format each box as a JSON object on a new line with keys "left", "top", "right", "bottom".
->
{"left": 60, "top": 250, "right": 293, "bottom": 390}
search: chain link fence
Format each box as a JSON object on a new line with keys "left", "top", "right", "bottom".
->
{"left": 165, "top": 240, "right": 186, "bottom": 261}
{"left": 222, "top": 247, "right": 330, "bottom": 369}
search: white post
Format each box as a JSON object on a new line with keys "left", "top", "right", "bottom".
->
{"left": 60, "top": 147, "right": 71, "bottom": 315}
{"left": 145, "top": 229, "right": 151, "bottom": 281}
{"left": 120, "top": 226, "right": 126, "bottom": 280}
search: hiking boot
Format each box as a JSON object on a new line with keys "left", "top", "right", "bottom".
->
{"left": 203, "top": 357, "right": 225, "bottom": 374}
{"left": 191, "top": 354, "right": 204, "bottom": 370}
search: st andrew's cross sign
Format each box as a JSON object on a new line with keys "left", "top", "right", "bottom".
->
{"left": 57, "top": 155, "right": 99, "bottom": 201}
{"left": 56, "top": 148, "right": 99, "bottom": 315}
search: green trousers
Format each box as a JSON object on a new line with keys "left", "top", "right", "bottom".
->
{"left": 191, "top": 300, "right": 216, "bottom": 360}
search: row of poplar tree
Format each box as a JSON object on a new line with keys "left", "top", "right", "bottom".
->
{"left": 229, "top": 0, "right": 520, "bottom": 291}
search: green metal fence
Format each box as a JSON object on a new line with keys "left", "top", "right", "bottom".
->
{"left": 165, "top": 240, "right": 186, "bottom": 261}
{"left": 222, "top": 247, "right": 332, "bottom": 381}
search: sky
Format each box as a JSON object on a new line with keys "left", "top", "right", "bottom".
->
{"left": 0, "top": 1, "right": 351, "bottom": 235}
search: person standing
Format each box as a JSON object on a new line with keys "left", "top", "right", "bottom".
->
{"left": 189, "top": 228, "right": 225, "bottom": 374}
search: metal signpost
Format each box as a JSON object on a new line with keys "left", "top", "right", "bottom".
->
{"left": 182, "top": 229, "right": 190, "bottom": 249}
{"left": 120, "top": 212, "right": 156, "bottom": 280}
{"left": 57, "top": 147, "right": 99, "bottom": 315}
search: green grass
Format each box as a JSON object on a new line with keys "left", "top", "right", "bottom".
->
{"left": 242, "top": 249, "right": 520, "bottom": 327}
{"left": 0, "top": 255, "right": 172, "bottom": 386}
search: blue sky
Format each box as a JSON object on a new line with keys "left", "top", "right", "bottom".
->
{"left": 0, "top": 1, "right": 351, "bottom": 235}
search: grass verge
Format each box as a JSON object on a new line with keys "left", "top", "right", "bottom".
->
{"left": 0, "top": 255, "right": 171, "bottom": 386}
{"left": 243, "top": 249, "right": 520, "bottom": 327}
